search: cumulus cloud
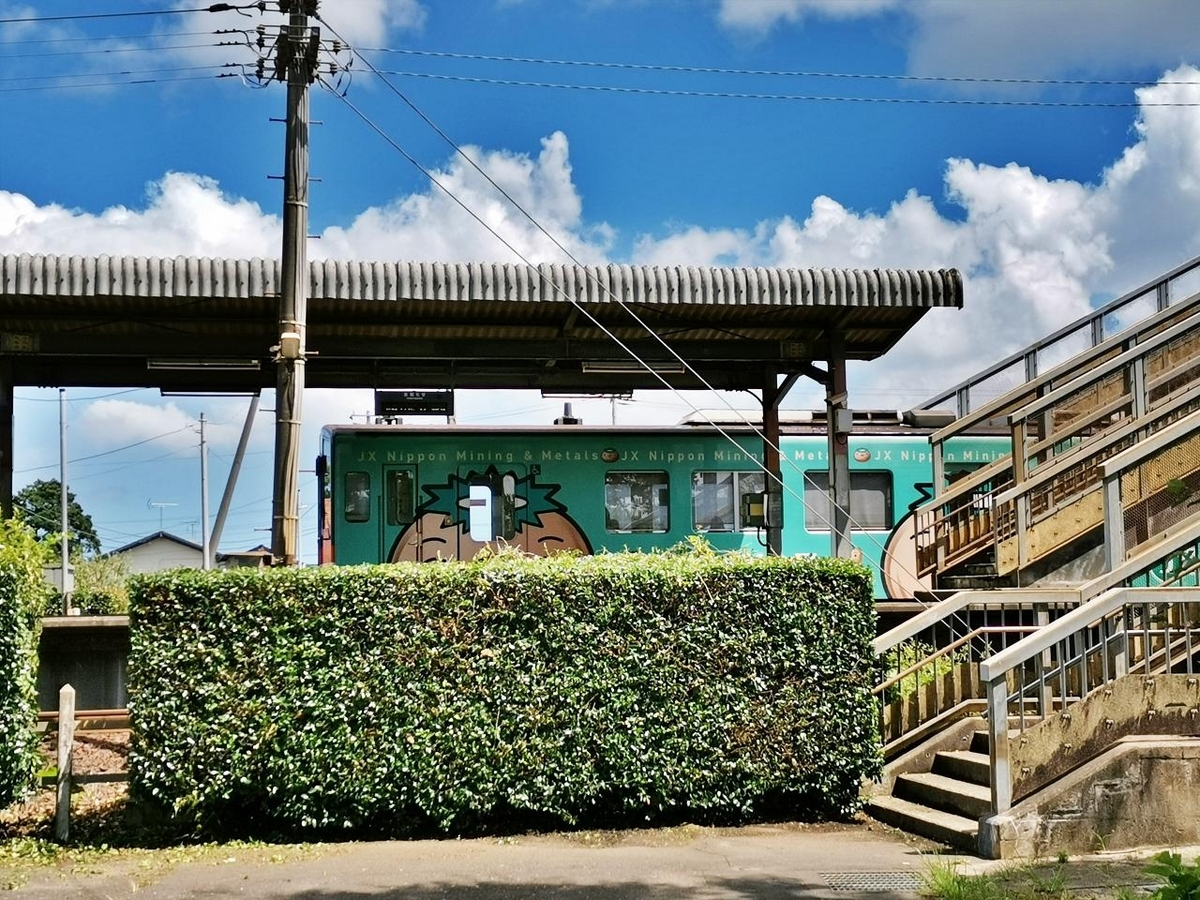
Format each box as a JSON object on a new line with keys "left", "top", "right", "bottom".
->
{"left": 630, "top": 65, "right": 1200, "bottom": 406}
{"left": 318, "top": 131, "right": 614, "bottom": 265}
{"left": 0, "top": 173, "right": 280, "bottom": 259}
{"left": 4, "top": 69, "right": 1200, "bottom": 413}
{"left": 79, "top": 399, "right": 246, "bottom": 455}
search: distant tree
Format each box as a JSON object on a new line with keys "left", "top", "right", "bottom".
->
{"left": 13, "top": 479, "right": 101, "bottom": 556}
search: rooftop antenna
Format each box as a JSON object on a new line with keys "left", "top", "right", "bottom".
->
{"left": 147, "top": 499, "right": 177, "bottom": 531}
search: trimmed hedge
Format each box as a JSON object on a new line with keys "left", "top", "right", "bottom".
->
{"left": 129, "top": 551, "right": 880, "bottom": 838}
{"left": 0, "top": 519, "right": 51, "bottom": 806}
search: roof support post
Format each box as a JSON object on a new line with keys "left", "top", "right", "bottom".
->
{"left": 762, "top": 370, "right": 800, "bottom": 556}
{"left": 826, "top": 333, "right": 853, "bottom": 559}
{"left": 0, "top": 357, "right": 11, "bottom": 519}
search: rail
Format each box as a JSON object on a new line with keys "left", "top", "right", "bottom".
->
{"left": 913, "top": 320, "right": 1200, "bottom": 580}
{"left": 872, "top": 589, "right": 1080, "bottom": 754}
{"left": 920, "top": 254, "right": 1200, "bottom": 418}
{"left": 977, "top": 586, "right": 1200, "bottom": 815}
{"left": 875, "top": 515, "right": 1200, "bottom": 756}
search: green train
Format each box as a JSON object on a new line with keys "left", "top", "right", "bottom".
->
{"left": 316, "top": 413, "right": 1009, "bottom": 598}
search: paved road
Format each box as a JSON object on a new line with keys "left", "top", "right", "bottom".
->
{"left": 9, "top": 822, "right": 962, "bottom": 899}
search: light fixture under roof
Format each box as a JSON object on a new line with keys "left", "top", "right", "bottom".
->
{"left": 580, "top": 360, "right": 685, "bottom": 375}
{"left": 146, "top": 358, "right": 261, "bottom": 372}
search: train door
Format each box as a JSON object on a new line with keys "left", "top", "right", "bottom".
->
{"left": 381, "top": 465, "right": 419, "bottom": 561}
{"left": 457, "top": 464, "right": 528, "bottom": 556}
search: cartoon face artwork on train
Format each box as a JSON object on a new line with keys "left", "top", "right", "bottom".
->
{"left": 316, "top": 423, "right": 1010, "bottom": 598}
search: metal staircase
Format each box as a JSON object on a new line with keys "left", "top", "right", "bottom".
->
{"left": 912, "top": 259, "right": 1200, "bottom": 590}
{"left": 867, "top": 256, "right": 1200, "bottom": 857}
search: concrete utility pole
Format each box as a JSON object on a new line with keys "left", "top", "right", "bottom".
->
{"left": 200, "top": 413, "right": 211, "bottom": 570}
{"left": 271, "top": 1, "right": 319, "bottom": 565}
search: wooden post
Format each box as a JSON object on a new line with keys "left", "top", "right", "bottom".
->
{"left": 55, "top": 684, "right": 76, "bottom": 843}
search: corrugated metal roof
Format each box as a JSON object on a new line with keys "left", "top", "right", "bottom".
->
{"left": 0, "top": 254, "right": 962, "bottom": 309}
{"left": 0, "top": 253, "right": 963, "bottom": 391}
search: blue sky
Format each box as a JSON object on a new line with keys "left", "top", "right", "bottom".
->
{"left": 2, "top": 0, "right": 1200, "bottom": 561}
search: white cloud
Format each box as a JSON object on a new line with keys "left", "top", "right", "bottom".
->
{"left": 630, "top": 66, "right": 1200, "bottom": 405}
{"left": 903, "top": 0, "right": 1200, "bottom": 80}
{"left": 318, "top": 0, "right": 427, "bottom": 44}
{"left": 318, "top": 131, "right": 613, "bottom": 265}
{"left": 0, "top": 172, "right": 279, "bottom": 259}
{"left": 715, "top": 0, "right": 1199, "bottom": 81}
{"left": 717, "top": 0, "right": 897, "bottom": 32}
{"left": 5, "top": 68, "right": 1200, "bottom": 417}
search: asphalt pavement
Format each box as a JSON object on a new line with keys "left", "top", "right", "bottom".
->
{"left": 8, "top": 821, "right": 963, "bottom": 900}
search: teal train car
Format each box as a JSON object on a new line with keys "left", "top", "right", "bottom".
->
{"left": 316, "top": 415, "right": 1009, "bottom": 599}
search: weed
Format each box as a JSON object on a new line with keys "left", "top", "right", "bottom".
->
{"left": 1144, "top": 851, "right": 1200, "bottom": 900}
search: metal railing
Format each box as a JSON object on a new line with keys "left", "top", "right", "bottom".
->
{"left": 872, "top": 589, "right": 1080, "bottom": 753}
{"left": 978, "top": 587, "right": 1200, "bottom": 815}
{"left": 913, "top": 313, "right": 1200, "bottom": 581}
{"left": 875, "top": 516, "right": 1200, "bottom": 759}
{"left": 920, "top": 254, "right": 1200, "bottom": 418}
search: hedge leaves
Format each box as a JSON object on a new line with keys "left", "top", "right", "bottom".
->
{"left": 129, "top": 551, "right": 880, "bottom": 838}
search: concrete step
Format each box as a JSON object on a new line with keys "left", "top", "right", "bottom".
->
{"left": 969, "top": 730, "right": 990, "bottom": 754}
{"left": 933, "top": 749, "right": 990, "bottom": 785}
{"left": 865, "top": 794, "right": 978, "bottom": 853}
{"left": 894, "top": 771, "right": 991, "bottom": 820}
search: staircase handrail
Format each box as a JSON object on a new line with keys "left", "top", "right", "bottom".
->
{"left": 928, "top": 290, "right": 1200, "bottom": 450}
{"left": 977, "top": 586, "right": 1195, "bottom": 819}
{"left": 872, "top": 588, "right": 1080, "bottom": 656}
{"left": 919, "top": 254, "right": 1200, "bottom": 417}
{"left": 1008, "top": 306, "right": 1200, "bottom": 429}
{"left": 920, "top": 297, "right": 1200, "bottom": 521}
{"left": 990, "top": 382, "right": 1200, "bottom": 508}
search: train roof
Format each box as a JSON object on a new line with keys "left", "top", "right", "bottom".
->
{"left": 321, "top": 408, "right": 1007, "bottom": 438}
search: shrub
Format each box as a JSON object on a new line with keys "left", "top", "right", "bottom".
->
{"left": 128, "top": 551, "right": 879, "bottom": 838}
{"left": 0, "top": 518, "right": 52, "bottom": 805}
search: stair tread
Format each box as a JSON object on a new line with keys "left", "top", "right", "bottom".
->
{"left": 866, "top": 794, "right": 978, "bottom": 837}
{"left": 898, "top": 771, "right": 991, "bottom": 801}
{"left": 936, "top": 749, "right": 989, "bottom": 764}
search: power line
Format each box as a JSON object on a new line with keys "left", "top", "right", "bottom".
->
{"left": 367, "top": 69, "right": 1198, "bottom": 108}
{"left": 364, "top": 46, "right": 1200, "bottom": 89}
{"left": 0, "top": 63, "right": 234, "bottom": 84}
{"left": 0, "top": 4, "right": 265, "bottom": 25}
{"left": 0, "top": 72, "right": 237, "bottom": 93}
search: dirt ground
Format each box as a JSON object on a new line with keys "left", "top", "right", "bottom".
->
{"left": 0, "top": 729, "right": 129, "bottom": 840}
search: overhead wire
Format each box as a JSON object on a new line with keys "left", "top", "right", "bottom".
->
{"left": 363, "top": 70, "right": 1198, "bottom": 108}
{"left": 314, "top": 17, "right": 936, "bottom": 594}
{"left": 362, "top": 47, "right": 1200, "bottom": 89}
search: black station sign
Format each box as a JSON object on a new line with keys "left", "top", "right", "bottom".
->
{"left": 375, "top": 390, "right": 455, "bottom": 417}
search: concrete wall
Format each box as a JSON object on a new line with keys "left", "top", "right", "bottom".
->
{"left": 981, "top": 738, "right": 1200, "bottom": 858}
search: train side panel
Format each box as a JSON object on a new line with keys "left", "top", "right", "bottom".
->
{"left": 319, "top": 426, "right": 1009, "bottom": 598}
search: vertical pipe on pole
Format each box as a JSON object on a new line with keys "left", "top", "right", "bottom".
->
{"left": 200, "top": 413, "right": 211, "bottom": 570}
{"left": 826, "top": 334, "right": 852, "bottom": 559}
{"left": 271, "top": 4, "right": 314, "bottom": 566}
{"left": 59, "top": 388, "right": 70, "bottom": 615}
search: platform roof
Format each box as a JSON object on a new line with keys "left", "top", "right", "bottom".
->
{"left": 0, "top": 254, "right": 963, "bottom": 392}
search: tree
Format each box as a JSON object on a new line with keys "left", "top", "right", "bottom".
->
{"left": 13, "top": 479, "right": 101, "bottom": 556}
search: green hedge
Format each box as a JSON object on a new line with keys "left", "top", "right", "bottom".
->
{"left": 0, "top": 520, "right": 51, "bottom": 806}
{"left": 128, "top": 551, "right": 880, "bottom": 838}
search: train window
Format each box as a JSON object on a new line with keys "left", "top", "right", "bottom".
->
{"left": 385, "top": 468, "right": 416, "bottom": 527}
{"left": 605, "top": 471, "right": 669, "bottom": 533}
{"left": 803, "top": 470, "right": 893, "bottom": 531}
{"left": 691, "top": 470, "right": 766, "bottom": 530}
{"left": 344, "top": 471, "right": 371, "bottom": 523}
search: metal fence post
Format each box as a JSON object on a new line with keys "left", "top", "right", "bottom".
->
{"left": 987, "top": 675, "right": 1012, "bottom": 815}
